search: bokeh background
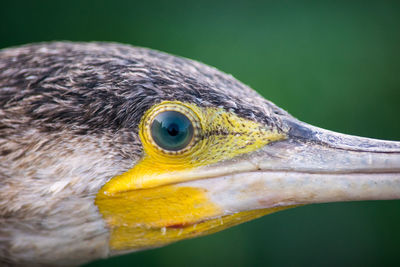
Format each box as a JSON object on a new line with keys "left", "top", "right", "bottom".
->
{"left": 2, "top": 0, "right": 400, "bottom": 266}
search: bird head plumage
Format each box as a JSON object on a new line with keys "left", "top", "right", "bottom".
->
{"left": 0, "top": 42, "right": 399, "bottom": 266}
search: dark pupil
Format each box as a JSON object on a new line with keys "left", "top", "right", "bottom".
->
{"left": 167, "top": 123, "right": 179, "bottom": 136}
{"left": 151, "top": 111, "right": 194, "bottom": 151}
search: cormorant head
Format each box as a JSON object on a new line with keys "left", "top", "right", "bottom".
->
{"left": 0, "top": 42, "right": 399, "bottom": 265}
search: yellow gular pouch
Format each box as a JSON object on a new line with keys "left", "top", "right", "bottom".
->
{"left": 95, "top": 101, "right": 287, "bottom": 252}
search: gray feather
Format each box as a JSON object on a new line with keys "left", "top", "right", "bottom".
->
{"left": 0, "top": 42, "right": 289, "bottom": 266}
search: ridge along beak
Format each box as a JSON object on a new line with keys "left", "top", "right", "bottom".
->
{"left": 178, "top": 118, "right": 400, "bottom": 214}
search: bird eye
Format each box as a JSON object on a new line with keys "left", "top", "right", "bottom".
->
{"left": 150, "top": 111, "right": 194, "bottom": 152}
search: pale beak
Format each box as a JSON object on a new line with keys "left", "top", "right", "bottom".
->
{"left": 180, "top": 118, "right": 400, "bottom": 214}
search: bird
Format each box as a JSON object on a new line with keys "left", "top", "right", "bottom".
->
{"left": 0, "top": 42, "right": 399, "bottom": 266}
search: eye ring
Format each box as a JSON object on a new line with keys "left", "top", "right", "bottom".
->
{"left": 142, "top": 102, "right": 201, "bottom": 155}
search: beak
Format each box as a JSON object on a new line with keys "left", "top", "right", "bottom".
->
{"left": 179, "top": 118, "right": 400, "bottom": 214}
{"left": 97, "top": 117, "right": 400, "bottom": 251}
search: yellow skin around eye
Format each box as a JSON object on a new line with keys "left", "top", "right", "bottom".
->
{"left": 101, "top": 101, "right": 285, "bottom": 193}
{"left": 95, "top": 101, "right": 287, "bottom": 252}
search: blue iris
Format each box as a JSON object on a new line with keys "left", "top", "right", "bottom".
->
{"left": 151, "top": 111, "right": 194, "bottom": 151}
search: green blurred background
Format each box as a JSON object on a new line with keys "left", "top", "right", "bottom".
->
{"left": 1, "top": 0, "right": 399, "bottom": 266}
